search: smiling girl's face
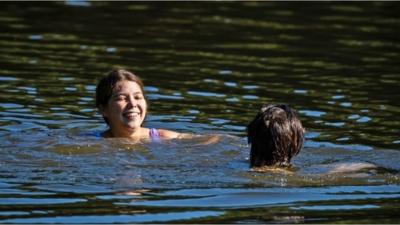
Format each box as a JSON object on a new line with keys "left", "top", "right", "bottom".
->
{"left": 102, "top": 80, "right": 147, "bottom": 136}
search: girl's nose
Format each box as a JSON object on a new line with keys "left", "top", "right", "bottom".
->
{"left": 127, "top": 96, "right": 137, "bottom": 108}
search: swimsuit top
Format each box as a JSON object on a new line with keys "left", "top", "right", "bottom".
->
{"left": 91, "top": 128, "right": 160, "bottom": 141}
{"left": 149, "top": 128, "right": 160, "bottom": 140}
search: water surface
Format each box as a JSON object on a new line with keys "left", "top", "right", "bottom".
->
{"left": 0, "top": 2, "right": 399, "bottom": 223}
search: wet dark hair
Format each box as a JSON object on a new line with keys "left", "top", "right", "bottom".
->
{"left": 247, "top": 104, "right": 305, "bottom": 167}
{"left": 95, "top": 69, "right": 146, "bottom": 125}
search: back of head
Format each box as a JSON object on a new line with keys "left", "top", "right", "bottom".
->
{"left": 247, "top": 104, "right": 305, "bottom": 167}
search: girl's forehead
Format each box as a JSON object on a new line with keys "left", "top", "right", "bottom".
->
{"left": 114, "top": 80, "right": 142, "bottom": 93}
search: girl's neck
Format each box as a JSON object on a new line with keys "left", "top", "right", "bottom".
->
{"left": 104, "top": 127, "right": 146, "bottom": 139}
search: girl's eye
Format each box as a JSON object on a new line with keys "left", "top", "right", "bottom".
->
{"left": 135, "top": 95, "right": 143, "bottom": 100}
{"left": 115, "top": 95, "right": 127, "bottom": 101}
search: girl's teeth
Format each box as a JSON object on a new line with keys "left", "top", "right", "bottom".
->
{"left": 125, "top": 112, "right": 139, "bottom": 117}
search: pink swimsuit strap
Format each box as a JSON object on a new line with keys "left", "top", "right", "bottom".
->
{"left": 149, "top": 128, "right": 160, "bottom": 140}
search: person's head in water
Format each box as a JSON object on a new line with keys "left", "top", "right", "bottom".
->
{"left": 95, "top": 69, "right": 182, "bottom": 139}
{"left": 96, "top": 69, "right": 147, "bottom": 137}
{"left": 247, "top": 104, "right": 305, "bottom": 168}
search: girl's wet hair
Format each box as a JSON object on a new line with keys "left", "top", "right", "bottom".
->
{"left": 247, "top": 104, "right": 305, "bottom": 167}
{"left": 95, "top": 69, "right": 145, "bottom": 125}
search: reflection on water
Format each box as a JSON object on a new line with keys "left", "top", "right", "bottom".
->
{"left": 0, "top": 2, "right": 399, "bottom": 223}
{"left": 1, "top": 132, "right": 399, "bottom": 223}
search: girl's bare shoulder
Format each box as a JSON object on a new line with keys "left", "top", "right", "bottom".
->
{"left": 157, "top": 129, "right": 181, "bottom": 139}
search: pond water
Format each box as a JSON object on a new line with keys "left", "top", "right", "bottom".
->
{"left": 0, "top": 2, "right": 399, "bottom": 223}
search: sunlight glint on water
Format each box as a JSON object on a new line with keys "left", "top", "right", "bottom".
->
{"left": 0, "top": 2, "right": 399, "bottom": 223}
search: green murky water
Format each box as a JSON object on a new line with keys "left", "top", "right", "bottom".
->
{"left": 0, "top": 2, "right": 399, "bottom": 223}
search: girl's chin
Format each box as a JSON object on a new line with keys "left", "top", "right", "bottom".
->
{"left": 124, "top": 121, "right": 142, "bottom": 129}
